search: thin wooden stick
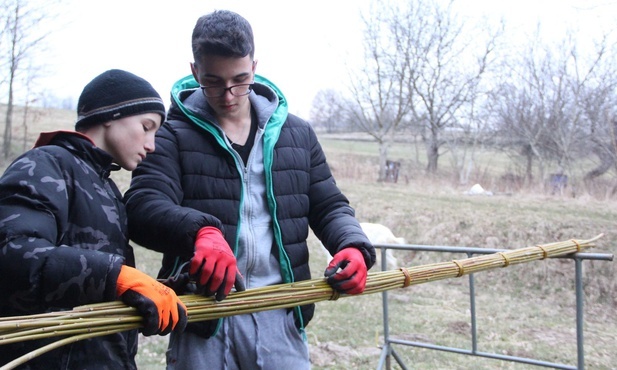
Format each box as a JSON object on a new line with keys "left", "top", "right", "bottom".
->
{"left": 0, "top": 234, "right": 603, "bottom": 369}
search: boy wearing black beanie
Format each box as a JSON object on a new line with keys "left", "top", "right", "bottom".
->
{"left": 0, "top": 69, "right": 187, "bottom": 369}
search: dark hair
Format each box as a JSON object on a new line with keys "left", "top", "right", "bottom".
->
{"left": 192, "top": 10, "right": 255, "bottom": 63}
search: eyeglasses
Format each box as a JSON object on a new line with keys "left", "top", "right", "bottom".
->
{"left": 200, "top": 83, "right": 254, "bottom": 98}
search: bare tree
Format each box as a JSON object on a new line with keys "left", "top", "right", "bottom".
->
{"left": 585, "top": 117, "right": 617, "bottom": 182}
{"left": 544, "top": 37, "right": 610, "bottom": 175}
{"left": 493, "top": 31, "right": 617, "bottom": 186}
{"left": 491, "top": 38, "right": 562, "bottom": 183}
{"left": 445, "top": 94, "right": 498, "bottom": 185}
{"left": 345, "top": 1, "right": 414, "bottom": 181}
{"left": 1, "top": 0, "right": 58, "bottom": 159}
{"left": 579, "top": 39, "right": 617, "bottom": 184}
{"left": 396, "top": 0, "right": 497, "bottom": 174}
{"left": 21, "top": 60, "right": 44, "bottom": 152}
{"left": 310, "top": 0, "right": 500, "bottom": 180}
{"left": 309, "top": 89, "right": 353, "bottom": 133}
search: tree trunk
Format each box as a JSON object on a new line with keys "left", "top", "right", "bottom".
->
{"left": 377, "top": 141, "right": 388, "bottom": 182}
{"left": 584, "top": 143, "right": 615, "bottom": 181}
{"left": 426, "top": 137, "right": 439, "bottom": 173}
{"left": 3, "top": 89, "right": 14, "bottom": 159}
{"left": 525, "top": 151, "right": 533, "bottom": 184}
{"left": 22, "top": 102, "right": 30, "bottom": 153}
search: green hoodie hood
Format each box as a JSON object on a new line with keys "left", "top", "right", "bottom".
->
{"left": 170, "top": 73, "right": 288, "bottom": 136}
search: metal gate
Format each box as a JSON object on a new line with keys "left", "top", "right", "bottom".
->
{"left": 374, "top": 243, "right": 613, "bottom": 370}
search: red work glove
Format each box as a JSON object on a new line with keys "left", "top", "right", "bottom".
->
{"left": 116, "top": 265, "right": 187, "bottom": 336}
{"left": 324, "top": 247, "right": 368, "bottom": 295}
{"left": 189, "top": 226, "right": 244, "bottom": 301}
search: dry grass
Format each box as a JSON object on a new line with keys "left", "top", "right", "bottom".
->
{"left": 0, "top": 104, "right": 73, "bottom": 157}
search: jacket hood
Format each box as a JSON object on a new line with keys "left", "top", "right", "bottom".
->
{"left": 167, "top": 74, "right": 289, "bottom": 134}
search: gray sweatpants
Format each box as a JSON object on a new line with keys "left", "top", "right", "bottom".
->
{"left": 166, "top": 308, "right": 310, "bottom": 370}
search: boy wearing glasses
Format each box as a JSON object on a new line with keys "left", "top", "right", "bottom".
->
{"left": 124, "top": 10, "right": 375, "bottom": 369}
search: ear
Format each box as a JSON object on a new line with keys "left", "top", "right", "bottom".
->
{"left": 81, "top": 123, "right": 107, "bottom": 150}
{"left": 190, "top": 62, "right": 199, "bottom": 83}
{"left": 252, "top": 59, "right": 258, "bottom": 73}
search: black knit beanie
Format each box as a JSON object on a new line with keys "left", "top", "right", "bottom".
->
{"left": 75, "top": 69, "right": 166, "bottom": 130}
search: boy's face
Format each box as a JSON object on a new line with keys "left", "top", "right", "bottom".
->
{"left": 100, "top": 113, "right": 161, "bottom": 171}
{"left": 191, "top": 55, "right": 256, "bottom": 119}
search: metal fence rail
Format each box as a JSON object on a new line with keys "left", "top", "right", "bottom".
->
{"left": 374, "top": 243, "right": 614, "bottom": 370}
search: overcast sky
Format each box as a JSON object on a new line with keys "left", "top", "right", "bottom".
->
{"left": 39, "top": 0, "right": 617, "bottom": 118}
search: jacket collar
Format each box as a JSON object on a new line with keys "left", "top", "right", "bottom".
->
{"left": 167, "top": 74, "right": 287, "bottom": 132}
{"left": 33, "top": 130, "right": 93, "bottom": 148}
{"left": 34, "top": 130, "right": 119, "bottom": 176}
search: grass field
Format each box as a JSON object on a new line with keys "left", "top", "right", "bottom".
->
{"left": 1, "top": 105, "right": 615, "bottom": 369}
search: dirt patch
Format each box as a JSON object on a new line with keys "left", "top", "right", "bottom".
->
{"left": 310, "top": 341, "right": 381, "bottom": 368}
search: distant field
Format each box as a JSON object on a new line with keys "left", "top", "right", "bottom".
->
{"left": 318, "top": 134, "right": 615, "bottom": 200}
{"left": 1, "top": 106, "right": 615, "bottom": 369}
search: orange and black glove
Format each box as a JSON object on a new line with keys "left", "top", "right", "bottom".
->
{"left": 189, "top": 226, "right": 245, "bottom": 301}
{"left": 116, "top": 265, "right": 188, "bottom": 336}
{"left": 324, "top": 247, "right": 368, "bottom": 295}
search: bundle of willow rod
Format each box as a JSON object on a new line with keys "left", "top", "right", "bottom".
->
{"left": 0, "top": 234, "right": 603, "bottom": 369}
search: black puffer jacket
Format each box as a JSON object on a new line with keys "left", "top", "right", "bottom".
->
{"left": 0, "top": 132, "right": 136, "bottom": 369}
{"left": 124, "top": 75, "right": 376, "bottom": 337}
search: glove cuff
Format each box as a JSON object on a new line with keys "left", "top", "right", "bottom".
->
{"left": 197, "top": 226, "right": 224, "bottom": 239}
{"left": 116, "top": 265, "right": 143, "bottom": 297}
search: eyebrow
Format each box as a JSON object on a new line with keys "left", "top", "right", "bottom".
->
{"left": 204, "top": 71, "right": 252, "bottom": 80}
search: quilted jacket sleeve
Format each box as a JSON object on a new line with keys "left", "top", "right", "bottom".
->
{"left": 124, "top": 122, "right": 224, "bottom": 257}
{"left": 0, "top": 150, "right": 123, "bottom": 313}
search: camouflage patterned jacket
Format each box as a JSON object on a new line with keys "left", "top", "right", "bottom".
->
{"left": 0, "top": 131, "right": 137, "bottom": 369}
